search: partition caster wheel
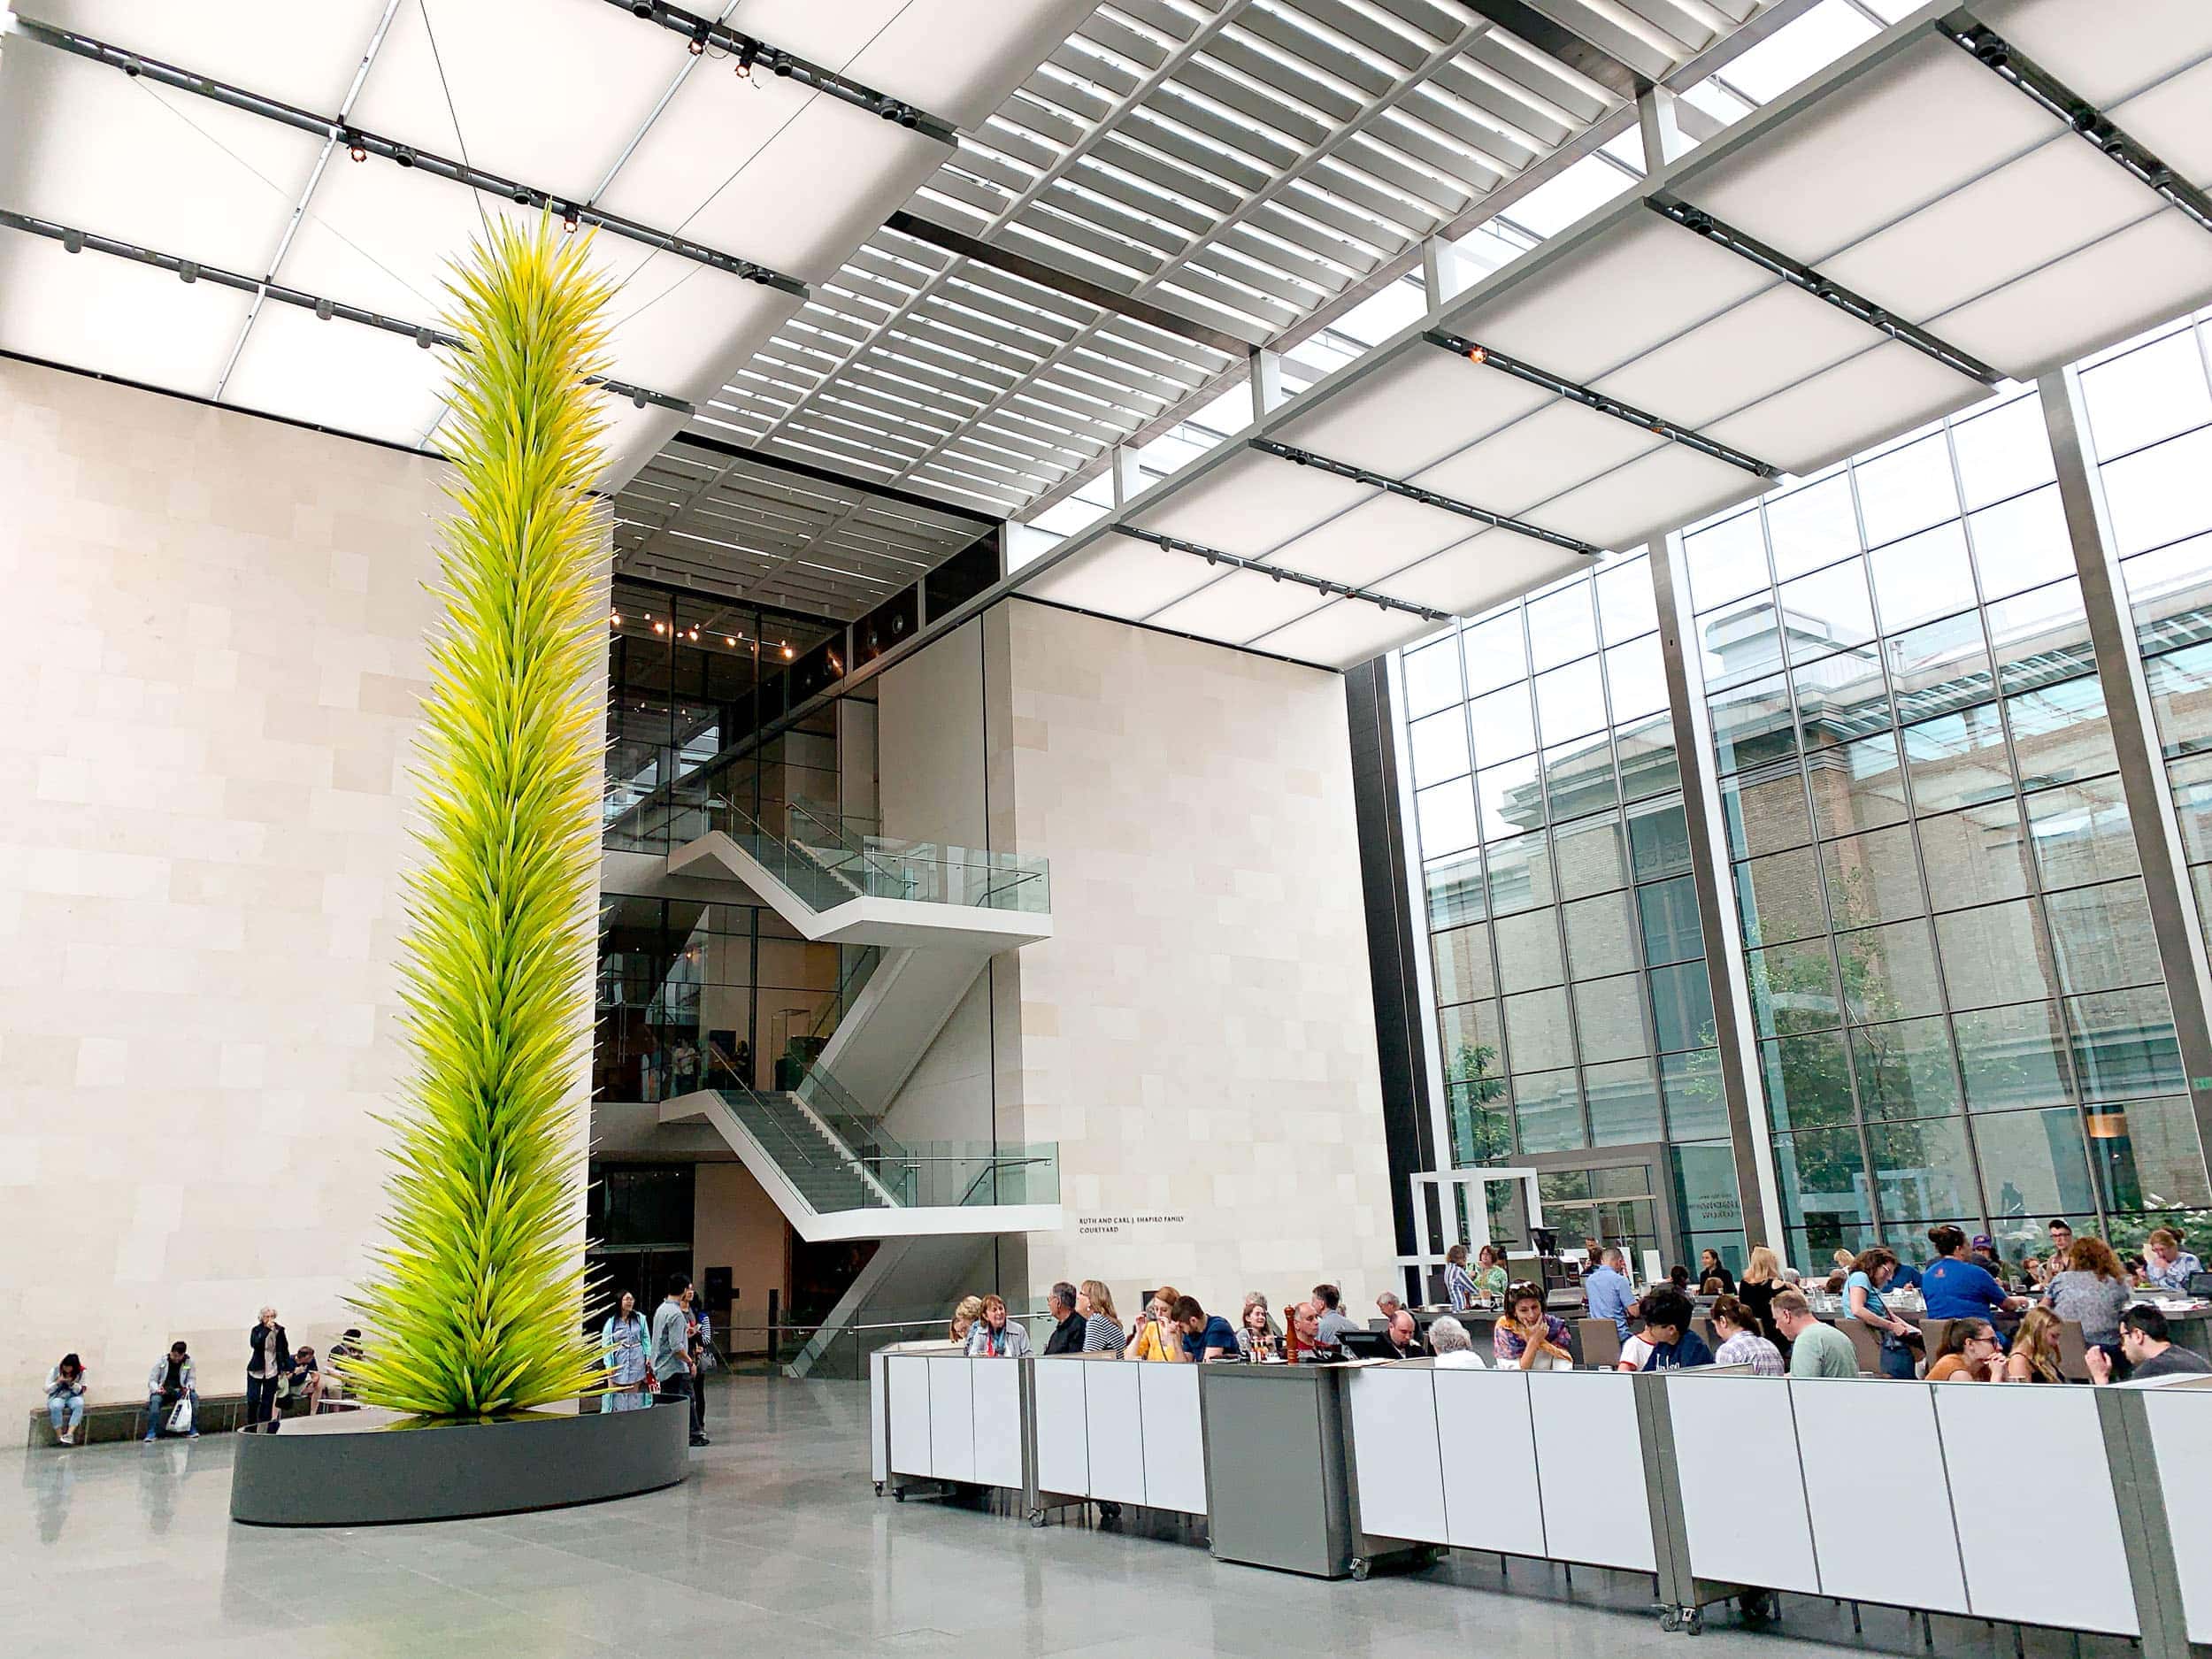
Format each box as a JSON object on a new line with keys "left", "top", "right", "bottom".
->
{"left": 894, "top": 1488, "right": 907, "bottom": 1502}
{"left": 1417, "top": 1546, "right": 1447, "bottom": 1569}
{"left": 873, "top": 1482, "right": 884, "bottom": 1496}
{"left": 1348, "top": 1559, "right": 1371, "bottom": 1582}
{"left": 1659, "top": 1609, "right": 1683, "bottom": 1632}
{"left": 1684, "top": 1609, "right": 1704, "bottom": 1636}
{"left": 1028, "top": 1509, "right": 1047, "bottom": 1529}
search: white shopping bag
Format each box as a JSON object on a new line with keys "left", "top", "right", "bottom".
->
{"left": 166, "top": 1396, "right": 194, "bottom": 1436}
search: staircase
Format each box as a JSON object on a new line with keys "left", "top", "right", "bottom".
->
{"left": 716, "top": 1086, "right": 879, "bottom": 1213}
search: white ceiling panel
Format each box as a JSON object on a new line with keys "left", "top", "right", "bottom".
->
{"left": 1520, "top": 444, "right": 1763, "bottom": 555}
{"left": 1412, "top": 403, "right": 1663, "bottom": 519}
{"left": 1020, "top": 531, "right": 1217, "bottom": 618}
{"left": 1128, "top": 447, "right": 1375, "bottom": 559}
{"left": 1270, "top": 349, "right": 1554, "bottom": 480}
{"left": 2110, "top": 60, "right": 2212, "bottom": 190}
{"left": 1248, "top": 598, "right": 1437, "bottom": 672}
{"left": 0, "top": 44, "right": 319, "bottom": 273}
{"left": 1377, "top": 531, "right": 1595, "bottom": 619}
{"left": 1679, "top": 34, "right": 2064, "bottom": 265}
{"left": 1589, "top": 279, "right": 1870, "bottom": 432}
{"left": 699, "top": 1, "right": 904, "bottom": 67}
{"left": 1818, "top": 137, "right": 2160, "bottom": 326}
{"left": 603, "top": 264, "right": 803, "bottom": 405}
{"left": 1263, "top": 491, "right": 1482, "bottom": 589}
{"left": 589, "top": 68, "right": 817, "bottom": 239}
{"left": 1145, "top": 568, "right": 1330, "bottom": 641}
{"left": 0, "top": 229, "right": 248, "bottom": 395}
{"left": 1446, "top": 212, "right": 1772, "bottom": 385}
{"left": 39, "top": 0, "right": 389, "bottom": 113}
{"left": 1977, "top": 0, "right": 2212, "bottom": 106}
{"left": 346, "top": 0, "right": 678, "bottom": 204}
{"left": 595, "top": 397, "right": 682, "bottom": 491}
{"left": 1928, "top": 210, "right": 2212, "bottom": 382}
{"left": 836, "top": 0, "right": 1106, "bottom": 133}
{"left": 605, "top": 91, "right": 942, "bottom": 287}
{"left": 223, "top": 301, "right": 449, "bottom": 446}
{"left": 1702, "top": 340, "right": 1992, "bottom": 478}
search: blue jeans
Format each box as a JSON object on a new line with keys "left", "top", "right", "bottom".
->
{"left": 147, "top": 1390, "right": 198, "bottom": 1437}
{"left": 1878, "top": 1335, "right": 1917, "bottom": 1379}
{"left": 48, "top": 1395, "right": 84, "bottom": 1437}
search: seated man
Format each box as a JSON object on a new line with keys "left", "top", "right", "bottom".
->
{"left": 1774, "top": 1290, "right": 1857, "bottom": 1379}
{"left": 1376, "top": 1290, "right": 1404, "bottom": 1322}
{"left": 1617, "top": 1287, "right": 1715, "bottom": 1371}
{"left": 1312, "top": 1285, "right": 1360, "bottom": 1350}
{"left": 2088, "top": 1304, "right": 2212, "bottom": 1383}
{"left": 1173, "top": 1296, "right": 1238, "bottom": 1363}
{"left": 145, "top": 1340, "right": 199, "bottom": 1441}
{"left": 283, "top": 1345, "right": 323, "bottom": 1415}
{"left": 1290, "top": 1301, "right": 1335, "bottom": 1363}
{"left": 1382, "top": 1310, "right": 1424, "bottom": 1361}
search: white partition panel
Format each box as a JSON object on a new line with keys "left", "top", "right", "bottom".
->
{"left": 887, "top": 1353, "right": 933, "bottom": 1478}
{"left": 1084, "top": 1361, "right": 1148, "bottom": 1506}
{"left": 1792, "top": 1381, "right": 1968, "bottom": 1614}
{"left": 1033, "top": 1357, "right": 1091, "bottom": 1498}
{"left": 1348, "top": 1367, "right": 1448, "bottom": 1544}
{"left": 1529, "top": 1371, "right": 1655, "bottom": 1571}
{"left": 1935, "top": 1387, "right": 2136, "bottom": 1634}
{"left": 1436, "top": 1369, "right": 1548, "bottom": 1558}
{"left": 2144, "top": 1390, "right": 2212, "bottom": 1643}
{"left": 1139, "top": 1363, "right": 1208, "bottom": 1516}
{"left": 972, "top": 1359, "right": 1025, "bottom": 1490}
{"left": 1667, "top": 1374, "right": 1819, "bottom": 1594}
{"left": 870, "top": 1350, "right": 889, "bottom": 1485}
{"left": 926, "top": 1356, "right": 976, "bottom": 1483}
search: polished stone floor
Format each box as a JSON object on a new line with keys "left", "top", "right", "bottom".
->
{"left": 4, "top": 1376, "right": 2130, "bottom": 1658}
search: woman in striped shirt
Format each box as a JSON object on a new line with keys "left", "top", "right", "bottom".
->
{"left": 1078, "top": 1280, "right": 1124, "bottom": 1354}
{"left": 1445, "top": 1243, "right": 1479, "bottom": 1311}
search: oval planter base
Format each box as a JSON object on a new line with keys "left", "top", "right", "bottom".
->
{"left": 229, "top": 1396, "right": 692, "bottom": 1526}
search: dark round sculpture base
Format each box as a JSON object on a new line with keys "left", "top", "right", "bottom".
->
{"left": 229, "top": 1396, "right": 691, "bottom": 1526}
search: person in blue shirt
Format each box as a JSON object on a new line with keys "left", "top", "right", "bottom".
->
{"left": 1584, "top": 1248, "right": 1635, "bottom": 1339}
{"left": 1922, "top": 1225, "right": 2025, "bottom": 1338}
{"left": 2144, "top": 1228, "right": 2204, "bottom": 1292}
{"left": 1172, "top": 1297, "right": 1238, "bottom": 1362}
{"left": 1886, "top": 1255, "right": 1923, "bottom": 1291}
{"left": 1617, "top": 1288, "right": 1714, "bottom": 1371}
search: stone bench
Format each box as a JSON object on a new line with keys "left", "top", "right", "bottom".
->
{"left": 25, "top": 1388, "right": 346, "bottom": 1447}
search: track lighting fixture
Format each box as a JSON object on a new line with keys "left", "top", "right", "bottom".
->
{"left": 121, "top": 54, "right": 141, "bottom": 76}
{"left": 414, "top": 326, "right": 434, "bottom": 349}
{"left": 629, "top": 1, "right": 654, "bottom": 16}
{"left": 770, "top": 52, "right": 793, "bottom": 76}
{"left": 177, "top": 260, "right": 197, "bottom": 283}
{"left": 687, "top": 26, "right": 707, "bottom": 55}
{"left": 632, "top": 389, "right": 649, "bottom": 409}
{"left": 61, "top": 229, "right": 83, "bottom": 253}
{"left": 315, "top": 296, "right": 334, "bottom": 320}
{"left": 735, "top": 42, "right": 757, "bottom": 78}
{"left": 392, "top": 145, "right": 415, "bottom": 168}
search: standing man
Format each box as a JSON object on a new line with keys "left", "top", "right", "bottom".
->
{"left": 1042, "top": 1283, "right": 1087, "bottom": 1356}
{"left": 653, "top": 1273, "right": 707, "bottom": 1448}
{"left": 1585, "top": 1248, "right": 1636, "bottom": 1340}
{"left": 688, "top": 1292, "right": 714, "bottom": 1444}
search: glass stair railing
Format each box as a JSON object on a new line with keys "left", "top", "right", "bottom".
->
{"left": 702, "top": 797, "right": 1052, "bottom": 914}
{"left": 793, "top": 1059, "right": 916, "bottom": 1203}
{"left": 712, "top": 1083, "right": 877, "bottom": 1214}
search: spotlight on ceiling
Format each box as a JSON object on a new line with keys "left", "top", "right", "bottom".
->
{"left": 62, "top": 230, "right": 84, "bottom": 254}
{"left": 415, "top": 326, "right": 434, "bottom": 349}
{"left": 632, "top": 389, "right": 649, "bottom": 410}
{"left": 177, "top": 260, "right": 198, "bottom": 284}
{"left": 315, "top": 297, "right": 334, "bottom": 320}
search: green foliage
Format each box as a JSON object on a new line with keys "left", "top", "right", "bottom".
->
{"left": 346, "top": 219, "right": 612, "bottom": 1417}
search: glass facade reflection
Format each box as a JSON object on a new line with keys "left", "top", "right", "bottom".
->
{"left": 1394, "top": 326, "right": 2212, "bottom": 1276}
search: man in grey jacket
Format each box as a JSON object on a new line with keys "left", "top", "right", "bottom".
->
{"left": 145, "top": 1341, "right": 198, "bottom": 1441}
{"left": 652, "top": 1274, "right": 708, "bottom": 1448}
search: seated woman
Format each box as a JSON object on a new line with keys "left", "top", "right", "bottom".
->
{"left": 1427, "top": 1316, "right": 1487, "bottom": 1369}
{"left": 1235, "top": 1298, "right": 1279, "bottom": 1361}
{"left": 1924, "top": 1318, "right": 2002, "bottom": 1381}
{"left": 1078, "top": 1281, "right": 1125, "bottom": 1354}
{"left": 966, "top": 1294, "right": 1033, "bottom": 1357}
{"left": 2003, "top": 1305, "right": 2066, "bottom": 1383}
{"left": 1125, "top": 1288, "right": 1186, "bottom": 1362}
{"left": 46, "top": 1354, "right": 88, "bottom": 1446}
{"left": 1709, "top": 1295, "right": 1782, "bottom": 1375}
{"left": 949, "top": 1294, "right": 984, "bottom": 1347}
{"left": 1494, "top": 1282, "right": 1575, "bottom": 1371}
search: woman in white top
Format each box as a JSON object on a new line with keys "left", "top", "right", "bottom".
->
{"left": 1426, "top": 1316, "right": 1487, "bottom": 1369}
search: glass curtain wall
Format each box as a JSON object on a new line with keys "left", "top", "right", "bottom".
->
{"left": 1396, "top": 326, "right": 2212, "bottom": 1275}
{"left": 1402, "top": 551, "right": 1741, "bottom": 1271}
